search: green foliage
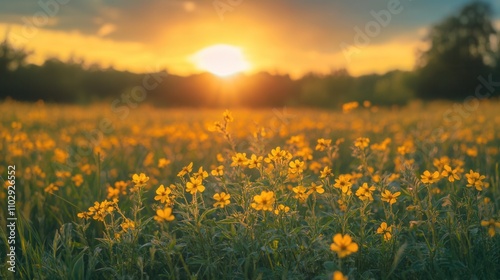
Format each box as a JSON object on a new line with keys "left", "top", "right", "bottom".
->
{"left": 1, "top": 103, "right": 500, "bottom": 279}
{"left": 415, "top": 1, "right": 499, "bottom": 100}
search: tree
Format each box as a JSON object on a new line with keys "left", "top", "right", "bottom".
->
{"left": 0, "top": 34, "right": 32, "bottom": 98}
{"left": 415, "top": 1, "right": 497, "bottom": 100}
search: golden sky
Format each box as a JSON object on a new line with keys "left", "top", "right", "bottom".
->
{"left": 0, "top": 0, "right": 498, "bottom": 78}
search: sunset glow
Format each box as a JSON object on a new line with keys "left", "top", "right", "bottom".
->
{"left": 191, "top": 45, "right": 250, "bottom": 77}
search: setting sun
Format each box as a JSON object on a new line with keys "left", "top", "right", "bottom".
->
{"left": 191, "top": 44, "right": 250, "bottom": 77}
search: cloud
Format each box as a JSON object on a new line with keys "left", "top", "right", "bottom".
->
{"left": 183, "top": 1, "right": 196, "bottom": 12}
{"left": 0, "top": 0, "right": 497, "bottom": 77}
{"left": 97, "top": 23, "right": 116, "bottom": 37}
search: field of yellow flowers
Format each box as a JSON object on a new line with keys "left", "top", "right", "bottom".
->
{"left": 1, "top": 100, "right": 500, "bottom": 279}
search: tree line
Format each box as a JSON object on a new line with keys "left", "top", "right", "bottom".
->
{"left": 1, "top": 2, "right": 499, "bottom": 107}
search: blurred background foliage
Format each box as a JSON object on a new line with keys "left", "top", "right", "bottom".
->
{"left": 1, "top": 2, "right": 500, "bottom": 107}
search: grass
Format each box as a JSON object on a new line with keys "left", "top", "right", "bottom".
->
{"left": 0, "top": 99, "right": 499, "bottom": 279}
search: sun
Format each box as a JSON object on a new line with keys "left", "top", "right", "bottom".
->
{"left": 191, "top": 44, "right": 250, "bottom": 77}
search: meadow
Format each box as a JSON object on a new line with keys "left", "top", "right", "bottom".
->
{"left": 1, "top": 100, "right": 500, "bottom": 279}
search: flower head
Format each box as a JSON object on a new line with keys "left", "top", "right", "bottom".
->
{"left": 211, "top": 165, "right": 224, "bottom": 177}
{"left": 251, "top": 191, "right": 275, "bottom": 211}
{"left": 44, "top": 183, "right": 59, "bottom": 194}
{"left": 121, "top": 219, "right": 135, "bottom": 232}
{"left": 213, "top": 192, "right": 231, "bottom": 208}
{"left": 177, "top": 162, "right": 193, "bottom": 177}
{"left": 334, "top": 175, "right": 352, "bottom": 194}
{"left": 87, "top": 200, "right": 116, "bottom": 221}
{"left": 420, "top": 170, "right": 440, "bottom": 184}
{"left": 309, "top": 182, "right": 324, "bottom": 194}
{"left": 381, "top": 190, "right": 401, "bottom": 205}
{"left": 330, "top": 233, "right": 359, "bottom": 258}
{"left": 247, "top": 154, "right": 263, "bottom": 169}
{"left": 154, "top": 184, "right": 174, "bottom": 204}
{"left": 72, "top": 174, "right": 84, "bottom": 187}
{"left": 465, "top": 170, "right": 486, "bottom": 191}
{"left": 293, "top": 185, "right": 309, "bottom": 203}
{"left": 356, "top": 183, "right": 376, "bottom": 201}
{"left": 193, "top": 166, "right": 209, "bottom": 180}
{"left": 320, "top": 166, "right": 333, "bottom": 179}
{"left": 132, "top": 173, "right": 149, "bottom": 187}
{"left": 315, "top": 138, "right": 332, "bottom": 151}
{"left": 333, "top": 271, "right": 348, "bottom": 280}
{"left": 376, "top": 222, "right": 393, "bottom": 241}
{"left": 441, "top": 165, "right": 461, "bottom": 182}
{"left": 154, "top": 208, "right": 175, "bottom": 222}
{"left": 274, "top": 204, "right": 290, "bottom": 215}
{"left": 158, "top": 158, "right": 171, "bottom": 168}
{"left": 231, "top": 153, "right": 248, "bottom": 167}
{"left": 223, "top": 109, "right": 234, "bottom": 123}
{"left": 354, "top": 137, "right": 370, "bottom": 149}
{"left": 186, "top": 177, "right": 205, "bottom": 194}
{"left": 288, "top": 159, "right": 305, "bottom": 174}
{"left": 481, "top": 219, "right": 500, "bottom": 237}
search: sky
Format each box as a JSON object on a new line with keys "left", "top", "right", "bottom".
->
{"left": 1, "top": 0, "right": 499, "bottom": 78}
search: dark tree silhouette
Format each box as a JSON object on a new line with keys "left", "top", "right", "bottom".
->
{"left": 415, "top": 2, "right": 497, "bottom": 100}
{"left": 0, "top": 37, "right": 31, "bottom": 95}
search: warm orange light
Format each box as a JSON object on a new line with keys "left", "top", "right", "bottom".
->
{"left": 191, "top": 44, "right": 250, "bottom": 77}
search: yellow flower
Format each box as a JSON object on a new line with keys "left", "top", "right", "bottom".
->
{"left": 465, "top": 170, "right": 486, "bottom": 191}
{"left": 213, "top": 192, "right": 231, "bottom": 208}
{"left": 334, "top": 175, "right": 352, "bottom": 194}
{"left": 107, "top": 181, "right": 128, "bottom": 199}
{"left": 208, "top": 121, "right": 224, "bottom": 132}
{"left": 77, "top": 211, "right": 90, "bottom": 219}
{"left": 309, "top": 182, "right": 324, "bottom": 194}
{"left": 158, "top": 158, "right": 171, "bottom": 168}
{"left": 292, "top": 185, "right": 309, "bottom": 203}
{"left": 354, "top": 137, "right": 370, "bottom": 149}
{"left": 264, "top": 147, "right": 292, "bottom": 163}
{"left": 223, "top": 109, "right": 234, "bottom": 122}
{"left": 71, "top": 174, "right": 84, "bottom": 187}
{"left": 107, "top": 186, "right": 120, "bottom": 199}
{"left": 44, "top": 183, "right": 59, "bottom": 194}
{"left": 315, "top": 138, "right": 332, "bottom": 151}
{"left": 186, "top": 177, "right": 205, "bottom": 194}
{"left": 420, "top": 170, "right": 440, "bottom": 184}
{"left": 11, "top": 121, "right": 22, "bottom": 130}
{"left": 376, "top": 222, "right": 393, "bottom": 241}
{"left": 231, "top": 153, "right": 248, "bottom": 167}
{"left": 251, "top": 191, "right": 275, "bottom": 211}
{"left": 121, "top": 219, "right": 135, "bottom": 232}
{"left": 333, "top": 271, "right": 348, "bottom": 280}
{"left": 342, "top": 101, "right": 359, "bottom": 113}
{"left": 330, "top": 233, "right": 359, "bottom": 258}
{"left": 53, "top": 148, "right": 69, "bottom": 163}
{"left": 320, "top": 166, "right": 333, "bottom": 179}
{"left": 211, "top": 165, "right": 224, "bottom": 177}
{"left": 441, "top": 165, "right": 461, "bottom": 182}
{"left": 80, "top": 164, "right": 92, "bottom": 175}
{"left": 288, "top": 159, "right": 305, "bottom": 174}
{"left": 193, "top": 166, "right": 209, "bottom": 180}
{"left": 433, "top": 156, "right": 450, "bottom": 171}
{"left": 154, "top": 208, "right": 175, "bottom": 222}
{"left": 355, "top": 183, "right": 376, "bottom": 201}
{"left": 216, "top": 153, "right": 225, "bottom": 162}
{"left": 132, "top": 173, "right": 149, "bottom": 187}
{"left": 274, "top": 204, "right": 290, "bottom": 215}
{"left": 481, "top": 219, "right": 500, "bottom": 237}
{"left": 381, "top": 190, "right": 401, "bottom": 205}
{"left": 247, "top": 154, "right": 263, "bottom": 169}
{"left": 56, "top": 170, "right": 71, "bottom": 179}
{"left": 154, "top": 184, "right": 173, "bottom": 204}
{"left": 177, "top": 162, "right": 193, "bottom": 177}
{"left": 87, "top": 200, "right": 116, "bottom": 221}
